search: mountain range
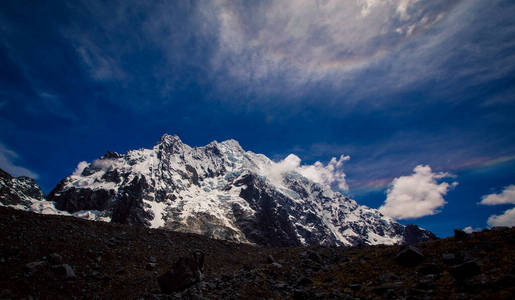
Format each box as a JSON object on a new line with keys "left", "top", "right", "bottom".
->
{"left": 0, "top": 134, "right": 435, "bottom": 246}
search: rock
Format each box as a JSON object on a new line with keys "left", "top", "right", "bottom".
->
{"left": 266, "top": 255, "right": 276, "bottom": 264}
{"left": 378, "top": 272, "right": 400, "bottom": 281}
{"left": 24, "top": 261, "right": 49, "bottom": 275}
{"left": 48, "top": 253, "right": 63, "bottom": 265}
{"left": 395, "top": 246, "right": 425, "bottom": 267}
{"left": 371, "top": 282, "right": 404, "bottom": 295}
{"left": 296, "top": 276, "right": 313, "bottom": 286}
{"left": 403, "top": 224, "right": 438, "bottom": 244}
{"left": 454, "top": 229, "right": 467, "bottom": 240}
{"left": 292, "top": 289, "right": 310, "bottom": 300}
{"left": 146, "top": 262, "right": 157, "bottom": 270}
{"left": 305, "top": 250, "right": 322, "bottom": 264}
{"left": 149, "top": 256, "right": 157, "bottom": 263}
{"left": 442, "top": 253, "right": 457, "bottom": 265}
{"left": 449, "top": 260, "right": 481, "bottom": 281}
{"left": 491, "top": 226, "right": 509, "bottom": 232}
{"left": 350, "top": 283, "right": 362, "bottom": 292}
{"left": 51, "top": 264, "right": 77, "bottom": 280}
{"left": 0, "top": 289, "right": 12, "bottom": 299}
{"left": 418, "top": 263, "right": 442, "bottom": 275}
{"left": 157, "top": 251, "right": 205, "bottom": 294}
{"left": 271, "top": 262, "right": 282, "bottom": 269}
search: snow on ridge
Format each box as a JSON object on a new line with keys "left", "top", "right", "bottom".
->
{"left": 46, "top": 134, "right": 417, "bottom": 246}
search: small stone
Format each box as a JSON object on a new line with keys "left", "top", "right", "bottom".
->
{"left": 306, "top": 250, "right": 322, "bottom": 264}
{"left": 379, "top": 272, "right": 399, "bottom": 281}
{"left": 52, "top": 264, "right": 77, "bottom": 280}
{"left": 418, "top": 263, "right": 442, "bottom": 275}
{"left": 149, "top": 256, "right": 157, "bottom": 263}
{"left": 449, "top": 260, "right": 481, "bottom": 281}
{"left": 395, "top": 246, "right": 425, "bottom": 267}
{"left": 158, "top": 251, "right": 204, "bottom": 294}
{"left": 350, "top": 283, "right": 361, "bottom": 292}
{"left": 296, "top": 276, "right": 313, "bottom": 286}
{"left": 146, "top": 262, "right": 157, "bottom": 270}
{"left": 271, "top": 262, "right": 282, "bottom": 269}
{"left": 442, "top": 253, "right": 457, "bottom": 264}
{"left": 372, "top": 282, "right": 404, "bottom": 295}
{"left": 24, "top": 261, "right": 49, "bottom": 275}
{"left": 266, "top": 255, "right": 276, "bottom": 264}
{"left": 48, "top": 253, "right": 63, "bottom": 265}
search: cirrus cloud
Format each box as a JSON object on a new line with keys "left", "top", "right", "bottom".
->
{"left": 379, "top": 165, "right": 457, "bottom": 219}
{"left": 0, "top": 143, "right": 38, "bottom": 179}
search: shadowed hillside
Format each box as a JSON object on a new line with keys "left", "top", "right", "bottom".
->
{"left": 1, "top": 206, "right": 514, "bottom": 299}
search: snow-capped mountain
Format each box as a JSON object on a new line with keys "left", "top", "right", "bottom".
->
{"left": 0, "top": 168, "right": 110, "bottom": 221}
{"left": 44, "top": 134, "right": 435, "bottom": 246}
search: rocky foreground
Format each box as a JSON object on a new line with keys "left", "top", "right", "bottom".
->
{"left": 0, "top": 206, "right": 514, "bottom": 299}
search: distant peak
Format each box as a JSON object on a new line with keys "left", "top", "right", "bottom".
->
{"left": 159, "top": 133, "right": 182, "bottom": 144}
{"left": 220, "top": 139, "right": 243, "bottom": 151}
{"left": 158, "top": 133, "right": 185, "bottom": 154}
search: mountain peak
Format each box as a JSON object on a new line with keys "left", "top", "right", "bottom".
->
{"left": 158, "top": 134, "right": 185, "bottom": 154}
{"left": 159, "top": 133, "right": 182, "bottom": 144}
{"left": 42, "top": 137, "right": 435, "bottom": 247}
{"left": 220, "top": 139, "right": 243, "bottom": 152}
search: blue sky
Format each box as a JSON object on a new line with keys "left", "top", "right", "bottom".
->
{"left": 1, "top": 0, "right": 514, "bottom": 237}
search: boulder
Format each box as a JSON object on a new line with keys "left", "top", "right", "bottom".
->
{"left": 454, "top": 229, "right": 468, "bottom": 240}
{"left": 418, "top": 263, "right": 442, "bottom": 275}
{"left": 449, "top": 260, "right": 481, "bottom": 281}
{"left": 24, "top": 261, "right": 49, "bottom": 275}
{"left": 157, "top": 251, "right": 205, "bottom": 294}
{"left": 51, "top": 264, "right": 77, "bottom": 280}
{"left": 48, "top": 253, "right": 63, "bottom": 265}
{"left": 441, "top": 253, "right": 457, "bottom": 265}
{"left": 395, "top": 246, "right": 425, "bottom": 267}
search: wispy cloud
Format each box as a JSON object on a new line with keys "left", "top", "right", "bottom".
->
{"left": 379, "top": 165, "right": 457, "bottom": 219}
{"left": 0, "top": 143, "right": 38, "bottom": 179}
{"left": 205, "top": 0, "right": 461, "bottom": 94}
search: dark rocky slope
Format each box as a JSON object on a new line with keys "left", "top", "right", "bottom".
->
{"left": 1, "top": 206, "right": 513, "bottom": 299}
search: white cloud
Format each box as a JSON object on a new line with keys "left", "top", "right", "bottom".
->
{"left": 479, "top": 185, "right": 515, "bottom": 205}
{"left": 267, "top": 153, "right": 350, "bottom": 191}
{"left": 72, "top": 161, "right": 90, "bottom": 176}
{"left": 0, "top": 143, "right": 38, "bottom": 179}
{"left": 463, "top": 226, "right": 481, "bottom": 233}
{"left": 91, "top": 159, "right": 114, "bottom": 171}
{"left": 487, "top": 207, "right": 515, "bottom": 227}
{"left": 379, "top": 165, "right": 457, "bottom": 219}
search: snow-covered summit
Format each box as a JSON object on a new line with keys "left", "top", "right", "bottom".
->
{"left": 45, "top": 134, "right": 434, "bottom": 246}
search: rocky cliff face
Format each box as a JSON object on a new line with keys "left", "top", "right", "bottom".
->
{"left": 46, "top": 134, "right": 435, "bottom": 246}
{"left": 0, "top": 168, "right": 50, "bottom": 212}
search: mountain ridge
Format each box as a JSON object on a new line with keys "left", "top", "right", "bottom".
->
{"left": 1, "top": 134, "right": 435, "bottom": 246}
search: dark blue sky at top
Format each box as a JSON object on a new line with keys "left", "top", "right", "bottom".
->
{"left": 1, "top": 0, "right": 515, "bottom": 237}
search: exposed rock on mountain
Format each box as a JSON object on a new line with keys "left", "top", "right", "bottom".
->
{"left": 45, "top": 134, "right": 434, "bottom": 246}
{"left": 0, "top": 168, "right": 110, "bottom": 221}
{"left": 0, "top": 168, "right": 59, "bottom": 215}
